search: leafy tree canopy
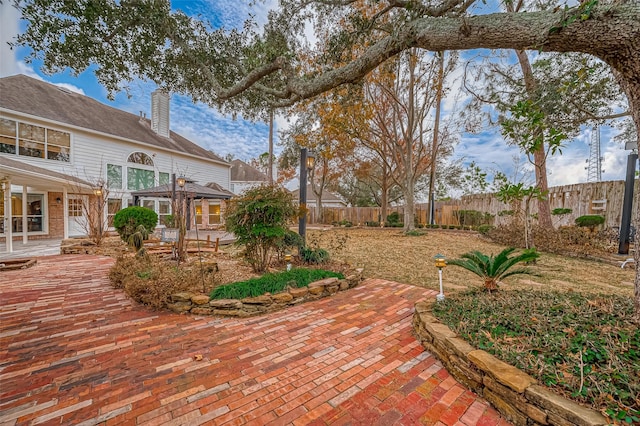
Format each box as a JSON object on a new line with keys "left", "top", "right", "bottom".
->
{"left": 11, "top": 0, "right": 640, "bottom": 129}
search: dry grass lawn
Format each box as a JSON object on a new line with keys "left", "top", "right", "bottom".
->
{"left": 307, "top": 227, "right": 635, "bottom": 296}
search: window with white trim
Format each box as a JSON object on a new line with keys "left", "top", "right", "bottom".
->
{"left": 0, "top": 118, "right": 70, "bottom": 162}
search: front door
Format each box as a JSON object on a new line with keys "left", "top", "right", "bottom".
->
{"left": 68, "top": 195, "right": 88, "bottom": 237}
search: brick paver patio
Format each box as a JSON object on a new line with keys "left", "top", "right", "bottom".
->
{"left": 0, "top": 255, "right": 509, "bottom": 425}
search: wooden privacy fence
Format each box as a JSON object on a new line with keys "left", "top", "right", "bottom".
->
{"left": 308, "top": 203, "right": 463, "bottom": 226}
{"left": 307, "top": 180, "right": 638, "bottom": 228}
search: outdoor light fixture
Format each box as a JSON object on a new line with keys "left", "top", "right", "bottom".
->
{"left": 306, "top": 151, "right": 316, "bottom": 169}
{"left": 55, "top": 197, "right": 62, "bottom": 204}
{"left": 285, "top": 253, "right": 292, "bottom": 271}
{"left": 434, "top": 254, "right": 447, "bottom": 302}
{"left": 176, "top": 176, "right": 186, "bottom": 188}
{"left": 93, "top": 188, "right": 102, "bottom": 197}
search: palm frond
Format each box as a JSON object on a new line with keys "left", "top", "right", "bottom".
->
{"left": 448, "top": 247, "right": 541, "bottom": 290}
{"left": 447, "top": 258, "right": 486, "bottom": 278}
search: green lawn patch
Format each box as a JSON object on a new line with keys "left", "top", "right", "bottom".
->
{"left": 210, "top": 268, "right": 344, "bottom": 300}
{"left": 432, "top": 289, "right": 640, "bottom": 424}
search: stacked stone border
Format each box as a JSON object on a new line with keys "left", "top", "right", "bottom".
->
{"left": 412, "top": 300, "right": 608, "bottom": 426}
{"left": 167, "top": 269, "right": 364, "bottom": 317}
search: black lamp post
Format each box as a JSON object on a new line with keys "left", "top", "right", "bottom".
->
{"left": 298, "top": 148, "right": 316, "bottom": 246}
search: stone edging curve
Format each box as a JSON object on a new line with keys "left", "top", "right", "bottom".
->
{"left": 167, "top": 269, "right": 364, "bottom": 317}
{"left": 412, "top": 300, "right": 608, "bottom": 426}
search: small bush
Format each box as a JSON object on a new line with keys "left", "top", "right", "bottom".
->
{"left": 454, "top": 210, "right": 494, "bottom": 227}
{"left": 386, "top": 212, "right": 401, "bottom": 227}
{"left": 225, "top": 184, "right": 297, "bottom": 272}
{"left": 275, "top": 229, "right": 304, "bottom": 258}
{"left": 210, "top": 268, "right": 344, "bottom": 300}
{"left": 113, "top": 207, "right": 158, "bottom": 243}
{"left": 365, "top": 221, "right": 380, "bottom": 227}
{"left": 552, "top": 208, "right": 572, "bottom": 215}
{"left": 108, "top": 256, "right": 212, "bottom": 309}
{"left": 300, "top": 247, "right": 330, "bottom": 264}
{"left": 575, "top": 215, "right": 605, "bottom": 229}
{"left": 498, "top": 210, "right": 514, "bottom": 217}
{"left": 477, "top": 224, "right": 494, "bottom": 235}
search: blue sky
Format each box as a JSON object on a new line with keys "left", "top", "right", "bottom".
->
{"left": 0, "top": 0, "right": 633, "bottom": 190}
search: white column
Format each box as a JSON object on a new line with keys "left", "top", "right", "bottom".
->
{"left": 63, "top": 187, "right": 69, "bottom": 239}
{"left": 4, "top": 180, "right": 12, "bottom": 253}
{"left": 22, "top": 185, "right": 28, "bottom": 245}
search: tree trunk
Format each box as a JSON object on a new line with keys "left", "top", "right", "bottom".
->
{"left": 404, "top": 50, "right": 416, "bottom": 232}
{"left": 513, "top": 49, "right": 553, "bottom": 229}
{"left": 381, "top": 165, "right": 389, "bottom": 224}
{"left": 429, "top": 52, "right": 445, "bottom": 225}
{"left": 532, "top": 146, "right": 552, "bottom": 229}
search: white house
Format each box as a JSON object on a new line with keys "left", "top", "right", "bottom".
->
{"left": 292, "top": 184, "right": 346, "bottom": 209}
{"left": 0, "top": 74, "right": 231, "bottom": 253}
{"left": 230, "top": 159, "right": 268, "bottom": 195}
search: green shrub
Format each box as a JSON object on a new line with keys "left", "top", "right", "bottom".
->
{"left": 575, "top": 215, "right": 605, "bottom": 229}
{"left": 225, "top": 184, "right": 298, "bottom": 272}
{"left": 477, "top": 225, "right": 494, "bottom": 234}
{"left": 454, "top": 210, "right": 494, "bottom": 227}
{"left": 552, "top": 208, "right": 572, "bottom": 215}
{"left": 275, "top": 229, "right": 304, "bottom": 258}
{"left": 365, "top": 221, "right": 380, "bottom": 227}
{"left": 386, "top": 212, "right": 401, "bottom": 226}
{"left": 210, "top": 268, "right": 344, "bottom": 300}
{"left": 300, "top": 247, "right": 330, "bottom": 264}
{"left": 498, "top": 210, "right": 514, "bottom": 217}
{"left": 113, "top": 206, "right": 158, "bottom": 243}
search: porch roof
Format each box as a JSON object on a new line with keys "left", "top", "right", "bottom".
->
{"left": 0, "top": 156, "right": 93, "bottom": 191}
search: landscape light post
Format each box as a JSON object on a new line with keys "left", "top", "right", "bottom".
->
{"left": 176, "top": 176, "right": 186, "bottom": 263}
{"left": 434, "top": 254, "right": 447, "bottom": 302}
{"left": 298, "top": 148, "right": 316, "bottom": 247}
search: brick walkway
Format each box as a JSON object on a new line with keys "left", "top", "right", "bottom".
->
{"left": 0, "top": 255, "right": 509, "bottom": 425}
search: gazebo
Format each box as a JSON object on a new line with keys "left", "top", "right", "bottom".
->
{"left": 131, "top": 180, "right": 233, "bottom": 229}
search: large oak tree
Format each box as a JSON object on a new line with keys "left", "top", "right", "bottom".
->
{"left": 10, "top": 0, "right": 640, "bottom": 316}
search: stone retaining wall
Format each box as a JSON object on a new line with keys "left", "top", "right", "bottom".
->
{"left": 168, "top": 269, "right": 364, "bottom": 317}
{"left": 412, "top": 300, "right": 608, "bottom": 426}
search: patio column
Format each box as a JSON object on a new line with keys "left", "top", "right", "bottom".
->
{"left": 22, "top": 185, "right": 28, "bottom": 245}
{"left": 63, "top": 187, "right": 69, "bottom": 239}
{"left": 3, "top": 180, "right": 12, "bottom": 253}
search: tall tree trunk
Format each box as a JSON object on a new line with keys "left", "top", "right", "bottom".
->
{"left": 429, "top": 51, "right": 445, "bottom": 224}
{"left": 404, "top": 50, "right": 417, "bottom": 232}
{"left": 513, "top": 49, "right": 553, "bottom": 229}
{"left": 381, "top": 163, "right": 389, "bottom": 224}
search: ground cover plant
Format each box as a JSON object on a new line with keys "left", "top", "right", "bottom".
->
{"left": 210, "top": 268, "right": 344, "bottom": 299}
{"left": 432, "top": 290, "right": 640, "bottom": 424}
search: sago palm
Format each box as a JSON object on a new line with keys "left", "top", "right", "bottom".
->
{"left": 448, "top": 247, "right": 540, "bottom": 291}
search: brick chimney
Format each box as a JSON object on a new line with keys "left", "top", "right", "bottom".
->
{"left": 151, "top": 89, "right": 170, "bottom": 138}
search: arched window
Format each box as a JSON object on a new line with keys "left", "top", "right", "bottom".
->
{"left": 127, "top": 152, "right": 154, "bottom": 166}
{"left": 127, "top": 152, "right": 155, "bottom": 190}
